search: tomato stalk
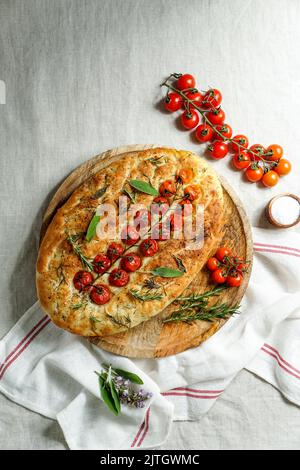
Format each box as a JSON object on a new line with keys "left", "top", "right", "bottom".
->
{"left": 161, "top": 75, "right": 278, "bottom": 169}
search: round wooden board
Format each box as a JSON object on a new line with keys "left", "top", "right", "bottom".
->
{"left": 41, "top": 144, "right": 253, "bottom": 358}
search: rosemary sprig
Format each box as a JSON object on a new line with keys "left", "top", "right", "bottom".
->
{"left": 163, "top": 302, "right": 240, "bottom": 324}
{"left": 163, "top": 286, "right": 239, "bottom": 324}
{"left": 146, "top": 155, "right": 167, "bottom": 167}
{"left": 122, "top": 187, "right": 136, "bottom": 204}
{"left": 130, "top": 289, "right": 163, "bottom": 302}
{"left": 106, "top": 313, "right": 132, "bottom": 328}
{"left": 67, "top": 234, "right": 94, "bottom": 272}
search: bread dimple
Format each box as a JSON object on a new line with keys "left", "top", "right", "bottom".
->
{"left": 36, "top": 148, "right": 223, "bottom": 336}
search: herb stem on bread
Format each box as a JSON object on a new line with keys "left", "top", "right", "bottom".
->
{"left": 67, "top": 234, "right": 94, "bottom": 271}
{"left": 163, "top": 286, "right": 240, "bottom": 324}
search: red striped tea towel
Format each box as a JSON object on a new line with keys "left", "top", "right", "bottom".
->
{"left": 0, "top": 227, "right": 300, "bottom": 448}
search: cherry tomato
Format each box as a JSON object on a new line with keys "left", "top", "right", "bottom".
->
{"left": 93, "top": 254, "right": 111, "bottom": 274}
{"left": 203, "top": 88, "right": 222, "bottom": 109}
{"left": 214, "top": 123, "right": 232, "bottom": 141}
{"left": 265, "top": 144, "right": 283, "bottom": 161}
{"left": 159, "top": 180, "right": 176, "bottom": 197}
{"left": 139, "top": 238, "right": 159, "bottom": 257}
{"left": 90, "top": 284, "right": 111, "bottom": 305}
{"left": 108, "top": 268, "right": 130, "bottom": 287}
{"left": 121, "top": 226, "right": 140, "bottom": 246}
{"left": 232, "top": 151, "right": 251, "bottom": 170}
{"left": 211, "top": 269, "right": 227, "bottom": 284}
{"left": 151, "top": 223, "right": 170, "bottom": 241}
{"left": 262, "top": 170, "right": 279, "bottom": 187}
{"left": 274, "top": 158, "right": 291, "bottom": 176}
{"left": 73, "top": 270, "right": 93, "bottom": 291}
{"left": 195, "top": 124, "right": 214, "bottom": 143}
{"left": 176, "top": 168, "right": 194, "bottom": 184}
{"left": 153, "top": 196, "right": 169, "bottom": 205}
{"left": 227, "top": 272, "right": 243, "bottom": 287}
{"left": 207, "top": 257, "right": 220, "bottom": 271}
{"left": 134, "top": 209, "right": 151, "bottom": 230}
{"left": 206, "top": 108, "right": 225, "bottom": 125}
{"left": 208, "top": 141, "right": 229, "bottom": 159}
{"left": 215, "top": 247, "right": 231, "bottom": 262}
{"left": 181, "top": 109, "right": 200, "bottom": 130}
{"left": 176, "top": 74, "right": 196, "bottom": 90}
{"left": 245, "top": 164, "right": 264, "bottom": 182}
{"left": 184, "top": 90, "right": 203, "bottom": 109}
{"left": 231, "top": 135, "right": 249, "bottom": 153}
{"left": 164, "top": 92, "right": 183, "bottom": 112}
{"left": 121, "top": 253, "right": 142, "bottom": 272}
{"left": 249, "top": 144, "right": 265, "bottom": 161}
{"left": 184, "top": 184, "right": 200, "bottom": 201}
{"left": 179, "top": 198, "right": 193, "bottom": 214}
{"left": 107, "top": 242, "right": 124, "bottom": 262}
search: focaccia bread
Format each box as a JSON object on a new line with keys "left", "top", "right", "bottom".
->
{"left": 36, "top": 148, "right": 223, "bottom": 337}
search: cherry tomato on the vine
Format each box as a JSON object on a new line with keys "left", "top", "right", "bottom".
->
{"left": 159, "top": 180, "right": 176, "bottom": 197}
{"left": 211, "top": 269, "right": 227, "bottom": 284}
{"left": 181, "top": 109, "right": 200, "bottom": 130}
{"left": 164, "top": 92, "right": 183, "bottom": 112}
{"left": 262, "top": 170, "right": 279, "bottom": 187}
{"left": 206, "top": 108, "right": 226, "bottom": 125}
{"left": 90, "top": 284, "right": 111, "bottom": 305}
{"left": 120, "top": 253, "right": 142, "bottom": 272}
{"left": 232, "top": 151, "right": 251, "bottom": 170}
{"left": 176, "top": 168, "right": 194, "bottom": 184}
{"left": 203, "top": 88, "right": 222, "bottom": 109}
{"left": 249, "top": 144, "right": 265, "bottom": 161}
{"left": 93, "top": 254, "right": 111, "bottom": 274}
{"left": 274, "top": 158, "right": 291, "bottom": 176}
{"left": 231, "top": 135, "right": 249, "bottom": 153}
{"left": 176, "top": 74, "right": 196, "bottom": 90}
{"left": 265, "top": 144, "right": 283, "bottom": 161}
{"left": 184, "top": 90, "right": 203, "bottom": 109}
{"left": 184, "top": 184, "right": 200, "bottom": 201}
{"left": 245, "top": 165, "right": 264, "bottom": 182}
{"left": 208, "top": 141, "right": 229, "bottom": 159}
{"left": 195, "top": 124, "right": 214, "bottom": 143}
{"left": 108, "top": 268, "right": 130, "bottom": 287}
{"left": 215, "top": 247, "right": 231, "bottom": 262}
{"left": 227, "top": 272, "right": 243, "bottom": 287}
{"left": 121, "top": 226, "right": 140, "bottom": 246}
{"left": 214, "top": 123, "right": 232, "bottom": 141}
{"left": 207, "top": 257, "right": 220, "bottom": 271}
{"left": 73, "top": 270, "right": 93, "bottom": 291}
{"left": 107, "top": 242, "right": 124, "bottom": 262}
{"left": 139, "top": 238, "right": 159, "bottom": 257}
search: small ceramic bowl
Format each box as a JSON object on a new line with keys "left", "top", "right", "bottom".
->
{"left": 266, "top": 193, "right": 300, "bottom": 228}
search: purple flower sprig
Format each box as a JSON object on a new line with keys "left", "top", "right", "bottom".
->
{"left": 95, "top": 363, "right": 152, "bottom": 416}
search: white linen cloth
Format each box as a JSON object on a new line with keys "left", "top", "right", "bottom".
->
{"left": 0, "top": 227, "right": 299, "bottom": 449}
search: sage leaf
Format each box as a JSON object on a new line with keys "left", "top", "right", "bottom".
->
{"left": 151, "top": 267, "right": 184, "bottom": 278}
{"left": 128, "top": 179, "right": 159, "bottom": 196}
{"left": 100, "top": 379, "right": 119, "bottom": 416}
{"left": 92, "top": 186, "right": 108, "bottom": 199}
{"left": 86, "top": 213, "right": 100, "bottom": 241}
{"left": 114, "top": 368, "right": 144, "bottom": 385}
{"left": 110, "top": 381, "right": 121, "bottom": 414}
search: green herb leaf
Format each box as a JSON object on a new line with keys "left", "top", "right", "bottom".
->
{"left": 130, "top": 289, "right": 163, "bottom": 302}
{"left": 110, "top": 381, "right": 121, "bottom": 414}
{"left": 99, "top": 378, "right": 120, "bottom": 416}
{"left": 173, "top": 256, "right": 186, "bottom": 273}
{"left": 114, "top": 368, "right": 144, "bottom": 385}
{"left": 128, "top": 179, "right": 159, "bottom": 196}
{"left": 86, "top": 213, "right": 100, "bottom": 242}
{"left": 90, "top": 316, "right": 102, "bottom": 323}
{"left": 92, "top": 186, "right": 108, "bottom": 200}
{"left": 151, "top": 267, "right": 184, "bottom": 278}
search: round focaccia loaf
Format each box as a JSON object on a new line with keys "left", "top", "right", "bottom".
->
{"left": 36, "top": 148, "right": 223, "bottom": 337}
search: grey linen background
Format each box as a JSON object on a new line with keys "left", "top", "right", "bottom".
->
{"left": 0, "top": 0, "right": 300, "bottom": 449}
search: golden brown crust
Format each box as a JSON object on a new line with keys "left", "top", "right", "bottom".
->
{"left": 36, "top": 148, "right": 223, "bottom": 337}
